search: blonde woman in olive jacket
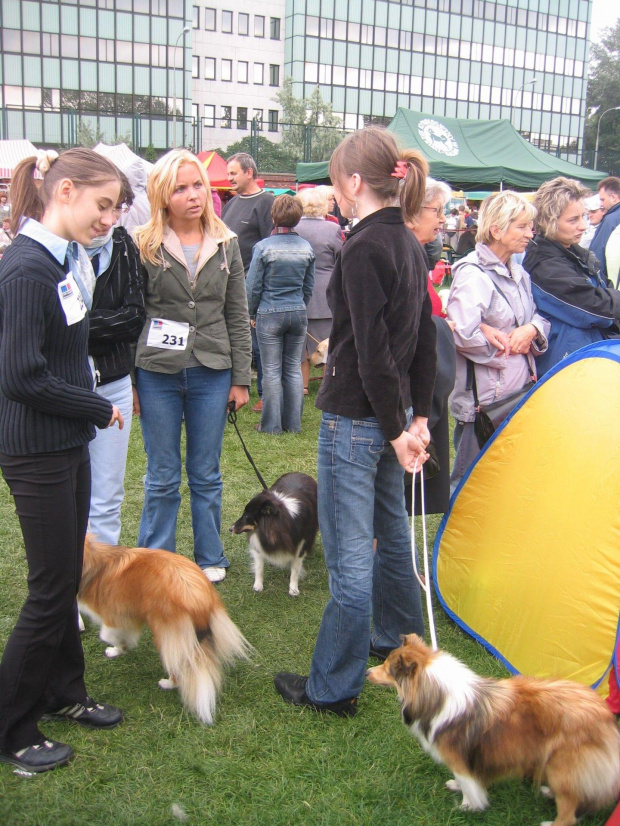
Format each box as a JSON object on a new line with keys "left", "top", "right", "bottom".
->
{"left": 134, "top": 150, "right": 251, "bottom": 583}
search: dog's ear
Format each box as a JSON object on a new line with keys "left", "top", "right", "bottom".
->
{"left": 390, "top": 653, "right": 418, "bottom": 681}
{"left": 260, "top": 502, "right": 278, "bottom": 517}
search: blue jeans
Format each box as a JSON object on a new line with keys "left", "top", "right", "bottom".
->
{"left": 88, "top": 375, "right": 134, "bottom": 545}
{"left": 306, "top": 412, "right": 424, "bottom": 705}
{"left": 136, "top": 366, "right": 231, "bottom": 569}
{"left": 256, "top": 310, "right": 307, "bottom": 434}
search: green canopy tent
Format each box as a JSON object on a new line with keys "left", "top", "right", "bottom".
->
{"left": 296, "top": 109, "right": 605, "bottom": 190}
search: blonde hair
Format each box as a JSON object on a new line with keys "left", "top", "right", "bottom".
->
{"left": 328, "top": 126, "right": 428, "bottom": 224}
{"left": 532, "top": 177, "right": 589, "bottom": 240}
{"left": 298, "top": 187, "right": 328, "bottom": 218}
{"left": 135, "top": 149, "right": 233, "bottom": 265}
{"left": 476, "top": 190, "right": 536, "bottom": 246}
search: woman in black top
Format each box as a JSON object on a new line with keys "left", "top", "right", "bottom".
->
{"left": 275, "top": 127, "right": 437, "bottom": 715}
{"left": 0, "top": 149, "right": 125, "bottom": 774}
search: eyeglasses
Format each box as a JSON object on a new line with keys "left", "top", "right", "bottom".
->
{"left": 111, "top": 204, "right": 130, "bottom": 217}
{"left": 422, "top": 206, "right": 445, "bottom": 217}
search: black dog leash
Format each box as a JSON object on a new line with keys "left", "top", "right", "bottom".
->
{"left": 227, "top": 401, "right": 269, "bottom": 490}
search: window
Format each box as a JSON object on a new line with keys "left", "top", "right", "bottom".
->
{"left": 268, "top": 109, "right": 278, "bottom": 132}
{"left": 238, "top": 61, "right": 248, "bottom": 83}
{"left": 254, "top": 15, "right": 264, "bottom": 37}
{"left": 192, "top": 5, "right": 199, "bottom": 27}
{"left": 205, "top": 57, "right": 216, "bottom": 80}
{"left": 253, "top": 108, "right": 263, "bottom": 129}
{"left": 253, "top": 63, "right": 264, "bottom": 84}
{"left": 222, "top": 10, "right": 232, "bottom": 33}
{"left": 221, "top": 59, "right": 232, "bottom": 81}
{"left": 270, "top": 17, "right": 280, "bottom": 39}
{"left": 239, "top": 12, "right": 249, "bottom": 35}
{"left": 192, "top": 56, "right": 199, "bottom": 78}
{"left": 204, "top": 7, "right": 216, "bottom": 30}
{"left": 269, "top": 64, "right": 280, "bottom": 86}
{"left": 204, "top": 104, "right": 215, "bottom": 127}
{"left": 237, "top": 107, "right": 248, "bottom": 129}
{"left": 221, "top": 105, "right": 231, "bottom": 128}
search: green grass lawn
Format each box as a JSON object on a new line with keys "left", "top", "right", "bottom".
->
{"left": 0, "top": 376, "right": 612, "bottom": 825}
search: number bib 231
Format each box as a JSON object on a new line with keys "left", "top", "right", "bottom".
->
{"left": 146, "top": 318, "right": 190, "bottom": 350}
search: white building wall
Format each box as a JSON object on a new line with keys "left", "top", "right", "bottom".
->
{"left": 191, "top": 0, "right": 286, "bottom": 151}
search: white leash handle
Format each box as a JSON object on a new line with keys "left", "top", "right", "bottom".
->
{"left": 411, "top": 457, "right": 438, "bottom": 651}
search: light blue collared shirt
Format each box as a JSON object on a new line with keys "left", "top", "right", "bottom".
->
{"left": 18, "top": 218, "right": 94, "bottom": 309}
{"left": 18, "top": 217, "right": 77, "bottom": 267}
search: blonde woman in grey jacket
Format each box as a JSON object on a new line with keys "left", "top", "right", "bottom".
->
{"left": 447, "top": 191, "right": 549, "bottom": 494}
{"left": 134, "top": 150, "right": 251, "bottom": 583}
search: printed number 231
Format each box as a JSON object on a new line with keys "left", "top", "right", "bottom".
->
{"left": 163, "top": 334, "right": 184, "bottom": 346}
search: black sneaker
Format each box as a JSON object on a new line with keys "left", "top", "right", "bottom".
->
{"left": 274, "top": 672, "right": 357, "bottom": 717}
{"left": 44, "top": 697, "right": 124, "bottom": 729}
{"left": 0, "top": 740, "right": 74, "bottom": 773}
{"left": 368, "top": 646, "right": 392, "bottom": 662}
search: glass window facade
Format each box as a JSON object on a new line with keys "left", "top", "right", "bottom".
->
{"left": 286, "top": 0, "right": 592, "bottom": 161}
{"left": 0, "top": 0, "right": 194, "bottom": 150}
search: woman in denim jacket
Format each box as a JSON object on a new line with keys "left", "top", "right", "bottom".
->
{"left": 246, "top": 195, "right": 314, "bottom": 434}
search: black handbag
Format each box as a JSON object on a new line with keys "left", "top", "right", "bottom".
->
{"left": 468, "top": 359, "right": 535, "bottom": 449}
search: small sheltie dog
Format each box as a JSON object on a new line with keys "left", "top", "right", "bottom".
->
{"left": 79, "top": 536, "right": 251, "bottom": 724}
{"left": 367, "top": 634, "right": 620, "bottom": 826}
{"left": 229, "top": 472, "right": 318, "bottom": 596}
{"left": 310, "top": 338, "right": 329, "bottom": 367}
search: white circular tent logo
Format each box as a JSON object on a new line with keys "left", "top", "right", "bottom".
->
{"left": 418, "top": 119, "right": 460, "bottom": 156}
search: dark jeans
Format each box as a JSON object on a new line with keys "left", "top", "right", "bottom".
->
{"left": 0, "top": 445, "right": 91, "bottom": 752}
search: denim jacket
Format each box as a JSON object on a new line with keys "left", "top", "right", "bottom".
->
{"left": 246, "top": 232, "right": 315, "bottom": 317}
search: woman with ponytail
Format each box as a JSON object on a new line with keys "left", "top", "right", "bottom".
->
{"left": 275, "top": 127, "right": 437, "bottom": 715}
{"left": 0, "top": 149, "right": 125, "bottom": 774}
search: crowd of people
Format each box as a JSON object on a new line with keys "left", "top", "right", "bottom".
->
{"left": 0, "top": 131, "right": 619, "bottom": 774}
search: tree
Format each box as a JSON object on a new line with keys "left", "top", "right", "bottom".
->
{"left": 585, "top": 19, "right": 620, "bottom": 173}
{"left": 212, "top": 134, "right": 297, "bottom": 172}
{"left": 273, "top": 78, "right": 346, "bottom": 163}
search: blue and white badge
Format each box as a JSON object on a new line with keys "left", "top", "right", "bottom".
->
{"left": 146, "top": 318, "right": 190, "bottom": 350}
{"left": 57, "top": 274, "right": 87, "bottom": 325}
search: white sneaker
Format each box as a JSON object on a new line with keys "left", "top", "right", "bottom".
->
{"left": 202, "top": 566, "right": 226, "bottom": 583}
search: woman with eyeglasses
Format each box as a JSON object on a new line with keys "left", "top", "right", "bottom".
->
{"left": 82, "top": 172, "right": 146, "bottom": 545}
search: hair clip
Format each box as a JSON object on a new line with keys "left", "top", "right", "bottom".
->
{"left": 391, "top": 160, "right": 408, "bottom": 179}
{"left": 35, "top": 149, "right": 59, "bottom": 176}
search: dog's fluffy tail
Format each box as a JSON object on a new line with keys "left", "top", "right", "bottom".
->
{"left": 156, "top": 609, "right": 252, "bottom": 725}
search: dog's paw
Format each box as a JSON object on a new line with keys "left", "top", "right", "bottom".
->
{"left": 252, "top": 583, "right": 264, "bottom": 592}
{"left": 78, "top": 612, "right": 86, "bottom": 633}
{"left": 288, "top": 586, "right": 300, "bottom": 597}
{"left": 446, "top": 779, "right": 461, "bottom": 793}
{"left": 540, "top": 821, "right": 554, "bottom": 826}
{"left": 539, "top": 786, "right": 554, "bottom": 800}
{"left": 158, "top": 677, "right": 177, "bottom": 690}
{"left": 104, "top": 645, "right": 123, "bottom": 659}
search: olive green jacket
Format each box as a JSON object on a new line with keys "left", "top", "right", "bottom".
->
{"left": 135, "top": 228, "right": 251, "bottom": 385}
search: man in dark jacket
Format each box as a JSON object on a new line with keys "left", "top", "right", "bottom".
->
{"left": 222, "top": 153, "right": 274, "bottom": 412}
{"left": 590, "top": 176, "right": 620, "bottom": 281}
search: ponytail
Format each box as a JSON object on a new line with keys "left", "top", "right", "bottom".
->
{"left": 10, "top": 147, "right": 121, "bottom": 236}
{"left": 328, "top": 126, "right": 428, "bottom": 224}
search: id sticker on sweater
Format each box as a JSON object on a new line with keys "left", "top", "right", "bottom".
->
{"left": 147, "top": 318, "right": 189, "bottom": 350}
{"left": 57, "top": 274, "right": 87, "bottom": 325}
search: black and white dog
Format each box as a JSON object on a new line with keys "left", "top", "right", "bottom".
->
{"left": 230, "top": 473, "right": 318, "bottom": 596}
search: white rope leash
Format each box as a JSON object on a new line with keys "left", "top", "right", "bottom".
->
{"left": 411, "top": 457, "right": 438, "bottom": 651}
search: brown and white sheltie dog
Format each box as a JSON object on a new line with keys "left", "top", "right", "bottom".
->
{"left": 229, "top": 472, "right": 318, "bottom": 596}
{"left": 367, "top": 634, "right": 620, "bottom": 826}
{"left": 79, "top": 536, "right": 252, "bottom": 724}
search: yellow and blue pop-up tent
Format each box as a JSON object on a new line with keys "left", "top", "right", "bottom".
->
{"left": 434, "top": 340, "right": 620, "bottom": 691}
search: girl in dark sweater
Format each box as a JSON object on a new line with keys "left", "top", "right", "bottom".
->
{"left": 275, "top": 127, "right": 437, "bottom": 715}
{"left": 0, "top": 149, "right": 125, "bottom": 774}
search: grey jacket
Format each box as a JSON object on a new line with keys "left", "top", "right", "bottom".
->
{"left": 135, "top": 227, "right": 252, "bottom": 385}
{"left": 294, "top": 217, "right": 343, "bottom": 320}
{"left": 447, "top": 243, "right": 549, "bottom": 422}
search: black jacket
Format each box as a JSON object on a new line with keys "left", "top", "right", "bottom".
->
{"left": 316, "top": 207, "right": 437, "bottom": 441}
{"left": 89, "top": 226, "right": 146, "bottom": 385}
{"left": 0, "top": 235, "right": 112, "bottom": 455}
